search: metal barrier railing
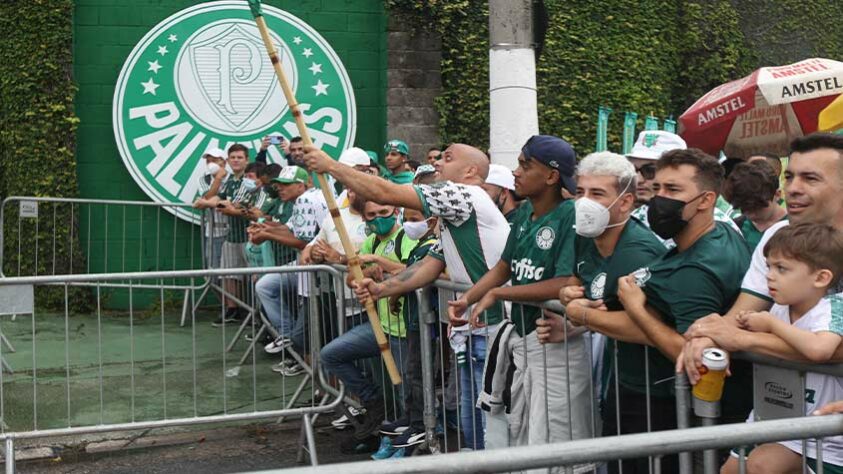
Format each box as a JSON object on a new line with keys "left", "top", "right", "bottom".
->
{"left": 268, "top": 414, "right": 843, "bottom": 474}
{"left": 0, "top": 265, "right": 357, "bottom": 473}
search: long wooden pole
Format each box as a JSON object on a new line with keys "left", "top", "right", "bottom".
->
{"left": 252, "top": 15, "right": 401, "bottom": 385}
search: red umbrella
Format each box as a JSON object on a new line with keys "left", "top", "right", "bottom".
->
{"left": 679, "top": 58, "right": 843, "bottom": 158}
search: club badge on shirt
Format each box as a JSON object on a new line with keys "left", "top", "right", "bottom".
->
{"left": 536, "top": 226, "right": 555, "bottom": 250}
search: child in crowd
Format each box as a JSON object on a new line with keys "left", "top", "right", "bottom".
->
{"left": 722, "top": 223, "right": 843, "bottom": 474}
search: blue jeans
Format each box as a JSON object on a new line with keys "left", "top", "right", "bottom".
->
{"left": 320, "top": 322, "right": 408, "bottom": 404}
{"left": 460, "top": 333, "right": 487, "bottom": 450}
{"left": 255, "top": 272, "right": 298, "bottom": 336}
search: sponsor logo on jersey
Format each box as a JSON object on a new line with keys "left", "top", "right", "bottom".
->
{"left": 512, "top": 258, "right": 545, "bottom": 281}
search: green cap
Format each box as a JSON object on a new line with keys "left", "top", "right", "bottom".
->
{"left": 366, "top": 150, "right": 379, "bottom": 166}
{"left": 388, "top": 171, "right": 415, "bottom": 185}
{"left": 384, "top": 139, "right": 409, "bottom": 156}
{"left": 271, "top": 166, "right": 309, "bottom": 184}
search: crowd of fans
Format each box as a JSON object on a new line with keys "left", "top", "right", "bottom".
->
{"left": 192, "top": 130, "right": 843, "bottom": 473}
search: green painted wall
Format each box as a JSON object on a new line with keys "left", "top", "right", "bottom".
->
{"left": 72, "top": 0, "right": 388, "bottom": 274}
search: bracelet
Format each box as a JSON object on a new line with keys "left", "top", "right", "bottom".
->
{"left": 581, "top": 306, "right": 589, "bottom": 330}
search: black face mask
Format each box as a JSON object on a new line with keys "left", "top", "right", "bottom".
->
{"left": 647, "top": 193, "right": 705, "bottom": 239}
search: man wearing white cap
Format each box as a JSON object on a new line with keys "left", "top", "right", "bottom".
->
{"left": 336, "top": 147, "right": 375, "bottom": 207}
{"left": 482, "top": 163, "right": 520, "bottom": 225}
{"left": 193, "top": 147, "right": 229, "bottom": 269}
{"left": 627, "top": 131, "right": 741, "bottom": 247}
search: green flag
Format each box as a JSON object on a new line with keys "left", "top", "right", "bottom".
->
{"left": 644, "top": 114, "right": 659, "bottom": 131}
{"left": 622, "top": 111, "right": 637, "bottom": 154}
{"left": 663, "top": 115, "right": 677, "bottom": 134}
{"left": 247, "top": 0, "right": 263, "bottom": 17}
{"left": 596, "top": 106, "right": 612, "bottom": 152}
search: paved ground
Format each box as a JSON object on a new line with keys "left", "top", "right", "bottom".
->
{"left": 14, "top": 421, "right": 372, "bottom": 473}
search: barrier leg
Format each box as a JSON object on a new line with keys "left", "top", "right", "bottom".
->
{"left": 417, "top": 288, "right": 440, "bottom": 453}
{"left": 4, "top": 437, "right": 13, "bottom": 474}
{"left": 675, "top": 373, "right": 693, "bottom": 474}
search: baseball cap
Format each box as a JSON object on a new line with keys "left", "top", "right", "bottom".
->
{"left": 338, "top": 147, "right": 370, "bottom": 167}
{"left": 485, "top": 164, "right": 515, "bottom": 191}
{"left": 203, "top": 147, "right": 226, "bottom": 160}
{"left": 271, "top": 166, "right": 309, "bottom": 185}
{"left": 414, "top": 164, "right": 436, "bottom": 180}
{"left": 521, "top": 135, "right": 577, "bottom": 194}
{"left": 626, "top": 131, "right": 687, "bottom": 161}
{"left": 384, "top": 139, "right": 409, "bottom": 156}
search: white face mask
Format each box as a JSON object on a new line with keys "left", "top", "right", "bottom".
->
{"left": 574, "top": 179, "right": 631, "bottom": 238}
{"left": 206, "top": 162, "right": 220, "bottom": 175}
{"left": 241, "top": 178, "right": 258, "bottom": 192}
{"left": 403, "top": 220, "right": 430, "bottom": 240}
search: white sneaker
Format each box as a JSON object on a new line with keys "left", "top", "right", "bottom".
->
{"left": 331, "top": 406, "right": 365, "bottom": 430}
{"left": 264, "top": 336, "right": 292, "bottom": 354}
{"left": 271, "top": 359, "right": 296, "bottom": 373}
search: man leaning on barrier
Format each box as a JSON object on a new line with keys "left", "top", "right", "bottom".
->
{"left": 681, "top": 134, "right": 843, "bottom": 382}
{"left": 449, "top": 135, "right": 595, "bottom": 452}
{"left": 303, "top": 142, "right": 511, "bottom": 450}
{"left": 537, "top": 151, "right": 667, "bottom": 473}
{"left": 557, "top": 149, "right": 752, "bottom": 450}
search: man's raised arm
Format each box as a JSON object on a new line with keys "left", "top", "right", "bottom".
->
{"left": 303, "top": 145, "right": 422, "bottom": 210}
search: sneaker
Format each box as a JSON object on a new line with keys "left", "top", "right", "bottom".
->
{"left": 211, "top": 308, "right": 239, "bottom": 327}
{"left": 244, "top": 332, "right": 273, "bottom": 344}
{"left": 393, "top": 428, "right": 426, "bottom": 448}
{"left": 390, "top": 447, "right": 407, "bottom": 458}
{"left": 280, "top": 362, "right": 304, "bottom": 376}
{"left": 264, "top": 335, "right": 292, "bottom": 354}
{"left": 379, "top": 418, "right": 410, "bottom": 436}
{"left": 370, "top": 436, "right": 396, "bottom": 460}
{"left": 332, "top": 406, "right": 365, "bottom": 430}
{"left": 354, "top": 399, "right": 387, "bottom": 440}
{"left": 271, "top": 359, "right": 296, "bottom": 374}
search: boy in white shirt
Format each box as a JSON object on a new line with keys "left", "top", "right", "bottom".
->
{"left": 722, "top": 222, "right": 843, "bottom": 474}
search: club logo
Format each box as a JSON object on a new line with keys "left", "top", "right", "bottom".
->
{"left": 535, "top": 226, "right": 555, "bottom": 250}
{"left": 590, "top": 272, "right": 607, "bottom": 300}
{"left": 113, "top": 1, "right": 356, "bottom": 223}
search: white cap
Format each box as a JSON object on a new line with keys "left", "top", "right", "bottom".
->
{"left": 338, "top": 147, "right": 371, "bottom": 167}
{"left": 203, "top": 147, "right": 226, "bottom": 160}
{"left": 485, "top": 164, "right": 515, "bottom": 190}
{"left": 627, "top": 131, "right": 687, "bottom": 161}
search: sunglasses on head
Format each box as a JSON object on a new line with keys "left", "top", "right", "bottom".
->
{"left": 635, "top": 163, "right": 656, "bottom": 180}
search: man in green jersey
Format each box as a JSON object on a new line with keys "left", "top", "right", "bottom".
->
{"left": 303, "top": 142, "right": 510, "bottom": 450}
{"left": 537, "top": 151, "right": 667, "bottom": 473}
{"left": 449, "top": 135, "right": 593, "bottom": 450}
{"left": 382, "top": 140, "right": 415, "bottom": 185}
{"left": 563, "top": 148, "right": 752, "bottom": 432}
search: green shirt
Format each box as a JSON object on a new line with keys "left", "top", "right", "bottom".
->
{"left": 636, "top": 222, "right": 751, "bottom": 405}
{"left": 403, "top": 236, "right": 439, "bottom": 332}
{"left": 573, "top": 218, "right": 666, "bottom": 396}
{"left": 219, "top": 176, "right": 249, "bottom": 243}
{"left": 738, "top": 215, "right": 788, "bottom": 253}
{"left": 260, "top": 198, "right": 297, "bottom": 265}
{"left": 359, "top": 228, "right": 418, "bottom": 338}
{"left": 501, "top": 199, "right": 576, "bottom": 336}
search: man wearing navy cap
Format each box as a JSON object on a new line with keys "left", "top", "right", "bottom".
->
{"left": 449, "top": 135, "right": 593, "bottom": 453}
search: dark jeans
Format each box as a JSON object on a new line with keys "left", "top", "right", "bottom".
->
{"left": 405, "top": 329, "right": 424, "bottom": 429}
{"left": 602, "top": 384, "right": 678, "bottom": 474}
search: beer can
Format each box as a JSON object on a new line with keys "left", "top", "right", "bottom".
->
{"left": 692, "top": 348, "right": 729, "bottom": 402}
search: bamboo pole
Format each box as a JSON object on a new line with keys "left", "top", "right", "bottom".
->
{"left": 250, "top": 13, "right": 401, "bottom": 385}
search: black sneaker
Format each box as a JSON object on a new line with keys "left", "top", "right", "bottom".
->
{"left": 211, "top": 308, "right": 239, "bottom": 327}
{"left": 339, "top": 432, "right": 380, "bottom": 454}
{"left": 392, "top": 427, "right": 426, "bottom": 448}
{"left": 379, "top": 417, "right": 410, "bottom": 436}
{"left": 353, "top": 399, "right": 386, "bottom": 440}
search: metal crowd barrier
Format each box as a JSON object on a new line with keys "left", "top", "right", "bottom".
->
{"left": 264, "top": 414, "right": 843, "bottom": 474}
{"left": 0, "top": 265, "right": 357, "bottom": 473}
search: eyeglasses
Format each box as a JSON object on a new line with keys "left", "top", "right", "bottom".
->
{"left": 635, "top": 164, "right": 656, "bottom": 180}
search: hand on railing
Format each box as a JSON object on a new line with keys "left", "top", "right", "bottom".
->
{"left": 536, "top": 310, "right": 567, "bottom": 344}
{"left": 559, "top": 285, "right": 585, "bottom": 305}
{"left": 564, "top": 298, "right": 607, "bottom": 327}
{"left": 814, "top": 400, "right": 843, "bottom": 415}
{"left": 735, "top": 310, "right": 774, "bottom": 333}
{"left": 447, "top": 296, "right": 470, "bottom": 327}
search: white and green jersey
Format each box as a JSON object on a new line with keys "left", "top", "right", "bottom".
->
{"left": 632, "top": 202, "right": 742, "bottom": 249}
{"left": 501, "top": 199, "right": 576, "bottom": 336}
{"left": 415, "top": 181, "right": 511, "bottom": 326}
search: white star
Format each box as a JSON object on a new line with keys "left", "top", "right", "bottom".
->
{"left": 312, "top": 80, "right": 329, "bottom": 96}
{"left": 168, "top": 34, "right": 178, "bottom": 43}
{"left": 141, "top": 78, "right": 160, "bottom": 95}
{"left": 302, "top": 48, "right": 313, "bottom": 58}
{"left": 293, "top": 36, "right": 302, "bottom": 45}
{"left": 308, "top": 62, "right": 322, "bottom": 75}
{"left": 147, "top": 60, "right": 162, "bottom": 74}
{"left": 157, "top": 45, "right": 169, "bottom": 56}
